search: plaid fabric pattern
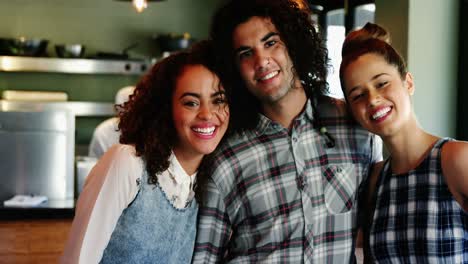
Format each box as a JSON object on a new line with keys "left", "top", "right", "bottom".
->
{"left": 193, "top": 98, "right": 382, "bottom": 263}
{"left": 369, "top": 138, "right": 468, "bottom": 263}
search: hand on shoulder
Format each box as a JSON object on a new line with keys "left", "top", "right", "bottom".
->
{"left": 441, "top": 140, "right": 468, "bottom": 211}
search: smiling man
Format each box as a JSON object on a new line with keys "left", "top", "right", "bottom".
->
{"left": 193, "top": 0, "right": 383, "bottom": 263}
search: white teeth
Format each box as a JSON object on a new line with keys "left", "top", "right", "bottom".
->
{"left": 259, "top": 71, "right": 278, "bottom": 81}
{"left": 372, "top": 107, "right": 391, "bottom": 120}
{"left": 192, "top": 127, "right": 215, "bottom": 135}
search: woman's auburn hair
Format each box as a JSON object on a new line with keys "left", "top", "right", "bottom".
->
{"left": 339, "top": 22, "right": 407, "bottom": 95}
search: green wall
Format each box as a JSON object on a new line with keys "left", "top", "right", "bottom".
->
{"left": 0, "top": 0, "right": 222, "bottom": 149}
{"left": 407, "top": 0, "right": 459, "bottom": 138}
{"left": 0, "top": 0, "right": 221, "bottom": 59}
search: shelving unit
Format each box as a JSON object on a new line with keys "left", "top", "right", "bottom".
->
{"left": 0, "top": 100, "right": 115, "bottom": 117}
{"left": 0, "top": 56, "right": 153, "bottom": 75}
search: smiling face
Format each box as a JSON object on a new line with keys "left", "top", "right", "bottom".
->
{"left": 232, "top": 16, "right": 298, "bottom": 105}
{"left": 172, "top": 64, "right": 229, "bottom": 161}
{"left": 343, "top": 53, "right": 415, "bottom": 138}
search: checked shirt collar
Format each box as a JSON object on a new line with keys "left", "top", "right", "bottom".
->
{"left": 254, "top": 99, "right": 315, "bottom": 136}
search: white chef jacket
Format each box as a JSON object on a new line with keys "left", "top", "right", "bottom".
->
{"left": 88, "top": 117, "right": 120, "bottom": 158}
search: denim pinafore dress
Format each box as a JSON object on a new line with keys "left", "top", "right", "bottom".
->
{"left": 100, "top": 168, "right": 198, "bottom": 264}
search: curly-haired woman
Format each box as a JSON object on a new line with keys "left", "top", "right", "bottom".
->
{"left": 61, "top": 40, "right": 229, "bottom": 264}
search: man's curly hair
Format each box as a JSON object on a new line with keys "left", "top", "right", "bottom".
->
{"left": 117, "top": 40, "right": 225, "bottom": 194}
{"left": 210, "top": 0, "right": 329, "bottom": 131}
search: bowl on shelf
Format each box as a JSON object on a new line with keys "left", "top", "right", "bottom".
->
{"left": 0, "top": 37, "right": 49, "bottom": 56}
{"left": 55, "top": 44, "right": 86, "bottom": 58}
{"left": 153, "top": 33, "right": 195, "bottom": 52}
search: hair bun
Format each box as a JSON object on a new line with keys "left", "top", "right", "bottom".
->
{"left": 342, "top": 22, "right": 391, "bottom": 57}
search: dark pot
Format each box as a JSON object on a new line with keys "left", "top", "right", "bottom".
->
{"left": 154, "top": 33, "right": 195, "bottom": 52}
{"left": 0, "top": 37, "right": 49, "bottom": 56}
{"left": 93, "top": 43, "right": 138, "bottom": 60}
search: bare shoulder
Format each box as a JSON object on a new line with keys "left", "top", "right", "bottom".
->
{"left": 441, "top": 140, "right": 468, "bottom": 211}
{"left": 441, "top": 140, "right": 468, "bottom": 175}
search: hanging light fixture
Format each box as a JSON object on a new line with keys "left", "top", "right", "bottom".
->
{"left": 132, "top": 0, "right": 147, "bottom": 12}
{"left": 115, "top": 0, "right": 166, "bottom": 13}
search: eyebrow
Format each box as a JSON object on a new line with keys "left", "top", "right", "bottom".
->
{"left": 347, "top": 73, "right": 389, "bottom": 95}
{"left": 234, "top": 32, "right": 279, "bottom": 54}
{"left": 211, "top": 91, "right": 226, "bottom": 97}
{"left": 180, "top": 92, "right": 199, "bottom": 99}
{"left": 261, "top": 32, "right": 278, "bottom": 42}
{"left": 179, "top": 90, "right": 226, "bottom": 99}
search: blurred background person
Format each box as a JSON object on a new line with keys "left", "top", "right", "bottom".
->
{"left": 88, "top": 86, "right": 135, "bottom": 158}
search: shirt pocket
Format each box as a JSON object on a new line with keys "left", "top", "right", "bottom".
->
{"left": 322, "top": 164, "right": 357, "bottom": 214}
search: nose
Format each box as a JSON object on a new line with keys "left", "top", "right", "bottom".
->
{"left": 254, "top": 51, "right": 269, "bottom": 71}
{"left": 197, "top": 104, "right": 214, "bottom": 120}
{"left": 368, "top": 89, "right": 381, "bottom": 107}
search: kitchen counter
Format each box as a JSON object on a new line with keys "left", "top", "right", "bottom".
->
{"left": 0, "top": 199, "right": 75, "bottom": 220}
{"left": 0, "top": 200, "right": 74, "bottom": 261}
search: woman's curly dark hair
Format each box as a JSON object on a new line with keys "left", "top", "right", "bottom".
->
{"left": 210, "top": 0, "right": 329, "bottom": 131}
{"left": 117, "top": 40, "right": 226, "bottom": 195}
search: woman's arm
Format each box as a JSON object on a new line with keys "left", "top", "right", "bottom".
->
{"left": 441, "top": 140, "right": 468, "bottom": 212}
{"left": 61, "top": 145, "right": 142, "bottom": 264}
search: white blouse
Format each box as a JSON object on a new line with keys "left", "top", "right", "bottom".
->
{"left": 61, "top": 144, "right": 197, "bottom": 264}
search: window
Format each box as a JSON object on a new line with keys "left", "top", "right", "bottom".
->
{"left": 312, "top": 1, "right": 376, "bottom": 98}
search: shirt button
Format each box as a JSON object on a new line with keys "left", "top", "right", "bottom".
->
{"left": 298, "top": 177, "right": 307, "bottom": 189}
{"left": 292, "top": 137, "right": 298, "bottom": 142}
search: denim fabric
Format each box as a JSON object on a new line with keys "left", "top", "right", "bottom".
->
{"left": 100, "top": 168, "right": 198, "bottom": 264}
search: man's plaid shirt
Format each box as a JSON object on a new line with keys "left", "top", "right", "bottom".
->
{"left": 193, "top": 97, "right": 382, "bottom": 263}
